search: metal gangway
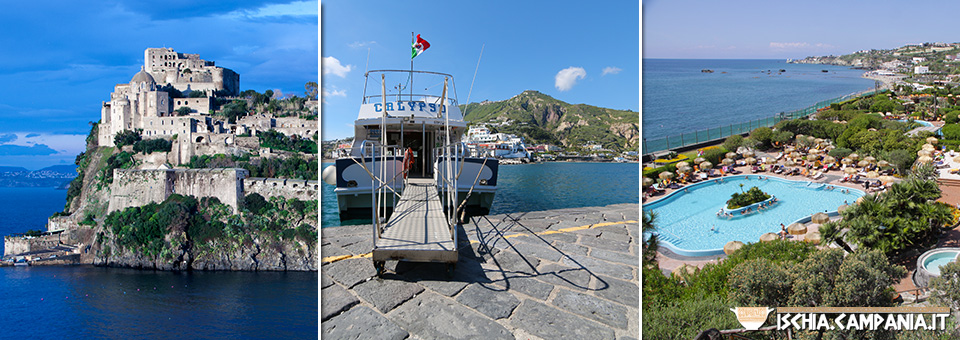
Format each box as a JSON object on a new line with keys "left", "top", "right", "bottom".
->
{"left": 367, "top": 75, "right": 462, "bottom": 275}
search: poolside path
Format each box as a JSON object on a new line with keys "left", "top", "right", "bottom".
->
{"left": 321, "top": 203, "right": 640, "bottom": 340}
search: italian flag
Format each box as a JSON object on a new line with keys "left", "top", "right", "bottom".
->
{"left": 411, "top": 34, "right": 430, "bottom": 59}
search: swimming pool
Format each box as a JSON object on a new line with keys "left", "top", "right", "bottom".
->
{"left": 643, "top": 175, "right": 864, "bottom": 256}
{"left": 921, "top": 249, "right": 960, "bottom": 276}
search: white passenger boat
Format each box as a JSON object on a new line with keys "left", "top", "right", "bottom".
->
{"left": 322, "top": 70, "right": 498, "bottom": 221}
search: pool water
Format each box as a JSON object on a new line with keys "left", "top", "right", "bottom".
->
{"left": 923, "top": 251, "right": 959, "bottom": 276}
{"left": 643, "top": 175, "right": 864, "bottom": 256}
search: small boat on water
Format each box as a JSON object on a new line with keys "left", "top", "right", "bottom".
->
{"left": 323, "top": 69, "right": 498, "bottom": 220}
{"left": 701, "top": 69, "right": 714, "bottom": 73}
{"left": 822, "top": 70, "right": 829, "bottom": 73}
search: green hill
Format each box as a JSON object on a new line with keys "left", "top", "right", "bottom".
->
{"left": 460, "top": 90, "right": 638, "bottom": 151}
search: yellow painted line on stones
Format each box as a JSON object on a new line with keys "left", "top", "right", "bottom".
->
{"left": 320, "top": 220, "right": 638, "bottom": 264}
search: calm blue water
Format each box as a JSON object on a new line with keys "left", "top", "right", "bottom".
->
{"left": 642, "top": 59, "right": 876, "bottom": 140}
{"left": 0, "top": 187, "right": 318, "bottom": 339}
{"left": 643, "top": 175, "right": 863, "bottom": 255}
{"left": 322, "top": 162, "right": 641, "bottom": 227}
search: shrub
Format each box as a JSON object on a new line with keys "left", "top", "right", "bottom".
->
{"left": 726, "top": 186, "right": 771, "bottom": 209}
{"left": 750, "top": 127, "right": 773, "bottom": 149}
{"left": 827, "top": 147, "right": 853, "bottom": 159}
{"left": 942, "top": 124, "right": 960, "bottom": 140}
{"left": 133, "top": 138, "right": 172, "bottom": 154}
{"left": 723, "top": 135, "right": 743, "bottom": 151}
{"left": 113, "top": 129, "right": 141, "bottom": 147}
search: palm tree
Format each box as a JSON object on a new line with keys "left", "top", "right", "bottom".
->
{"left": 642, "top": 210, "right": 659, "bottom": 266}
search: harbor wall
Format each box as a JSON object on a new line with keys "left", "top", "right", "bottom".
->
{"left": 3, "top": 234, "right": 60, "bottom": 257}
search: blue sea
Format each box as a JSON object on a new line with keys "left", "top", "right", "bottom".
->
{"left": 642, "top": 59, "right": 876, "bottom": 140}
{"left": 0, "top": 187, "right": 318, "bottom": 339}
{"left": 322, "top": 162, "right": 641, "bottom": 227}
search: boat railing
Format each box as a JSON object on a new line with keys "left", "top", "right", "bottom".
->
{"left": 362, "top": 140, "right": 404, "bottom": 242}
{"left": 435, "top": 141, "right": 466, "bottom": 242}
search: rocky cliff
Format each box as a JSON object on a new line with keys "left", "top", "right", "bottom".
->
{"left": 57, "top": 124, "right": 318, "bottom": 271}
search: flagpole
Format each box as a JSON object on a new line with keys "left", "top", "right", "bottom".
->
{"left": 411, "top": 32, "right": 414, "bottom": 101}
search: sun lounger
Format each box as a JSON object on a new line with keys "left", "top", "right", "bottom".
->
{"left": 811, "top": 171, "right": 824, "bottom": 180}
{"left": 751, "top": 166, "right": 759, "bottom": 173}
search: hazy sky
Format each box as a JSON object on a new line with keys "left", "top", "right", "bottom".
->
{"left": 320, "top": 0, "right": 640, "bottom": 140}
{"left": 644, "top": 0, "right": 960, "bottom": 59}
{"left": 0, "top": 1, "right": 317, "bottom": 169}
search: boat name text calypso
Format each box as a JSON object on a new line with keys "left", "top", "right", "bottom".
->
{"left": 373, "top": 101, "right": 447, "bottom": 114}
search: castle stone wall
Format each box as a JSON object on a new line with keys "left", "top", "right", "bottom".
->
{"left": 108, "top": 168, "right": 248, "bottom": 214}
{"left": 244, "top": 177, "right": 318, "bottom": 201}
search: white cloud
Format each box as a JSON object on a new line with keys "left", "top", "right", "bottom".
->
{"left": 602, "top": 67, "right": 622, "bottom": 76}
{"left": 770, "top": 42, "right": 810, "bottom": 49}
{"left": 2, "top": 132, "right": 86, "bottom": 155}
{"left": 554, "top": 67, "right": 586, "bottom": 91}
{"left": 321, "top": 86, "right": 347, "bottom": 103}
{"left": 323, "top": 56, "right": 353, "bottom": 78}
{"left": 349, "top": 41, "right": 377, "bottom": 48}
{"left": 222, "top": 1, "right": 317, "bottom": 19}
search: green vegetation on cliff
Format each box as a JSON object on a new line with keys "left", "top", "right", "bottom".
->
{"left": 460, "top": 90, "right": 638, "bottom": 151}
{"left": 186, "top": 153, "right": 318, "bottom": 180}
{"left": 258, "top": 129, "right": 318, "bottom": 154}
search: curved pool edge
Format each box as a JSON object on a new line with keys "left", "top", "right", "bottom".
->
{"left": 644, "top": 174, "right": 863, "bottom": 257}
{"left": 914, "top": 247, "right": 960, "bottom": 288}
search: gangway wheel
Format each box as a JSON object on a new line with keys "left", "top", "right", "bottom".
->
{"left": 374, "top": 260, "right": 386, "bottom": 276}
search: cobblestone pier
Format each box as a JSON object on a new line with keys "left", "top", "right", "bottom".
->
{"left": 321, "top": 203, "right": 640, "bottom": 340}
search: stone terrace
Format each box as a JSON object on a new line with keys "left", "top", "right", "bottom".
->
{"left": 321, "top": 203, "right": 640, "bottom": 340}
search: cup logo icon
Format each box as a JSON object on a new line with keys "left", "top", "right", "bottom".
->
{"left": 729, "top": 307, "right": 774, "bottom": 330}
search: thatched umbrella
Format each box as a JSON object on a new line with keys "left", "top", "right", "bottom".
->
{"left": 838, "top": 204, "right": 850, "bottom": 213}
{"left": 672, "top": 264, "right": 697, "bottom": 278}
{"left": 858, "top": 160, "right": 870, "bottom": 168}
{"left": 677, "top": 166, "right": 693, "bottom": 174}
{"left": 643, "top": 177, "right": 655, "bottom": 187}
{"left": 922, "top": 143, "right": 936, "bottom": 151}
{"left": 806, "top": 136, "right": 816, "bottom": 143}
{"left": 722, "top": 158, "right": 735, "bottom": 166}
{"left": 785, "top": 159, "right": 796, "bottom": 166}
{"left": 723, "top": 241, "right": 744, "bottom": 255}
{"left": 700, "top": 161, "right": 713, "bottom": 170}
{"left": 855, "top": 197, "right": 865, "bottom": 204}
{"left": 878, "top": 160, "right": 890, "bottom": 168}
{"left": 954, "top": 155, "right": 960, "bottom": 163}
{"left": 811, "top": 212, "right": 830, "bottom": 224}
{"left": 849, "top": 153, "right": 861, "bottom": 161}
{"left": 796, "top": 134, "right": 806, "bottom": 141}
{"left": 759, "top": 233, "right": 779, "bottom": 242}
{"left": 784, "top": 146, "right": 795, "bottom": 153}
{"left": 807, "top": 154, "right": 821, "bottom": 161}
{"left": 822, "top": 155, "right": 836, "bottom": 164}
{"left": 659, "top": 171, "right": 675, "bottom": 180}
{"left": 864, "top": 156, "right": 876, "bottom": 164}
{"left": 844, "top": 167, "right": 858, "bottom": 174}
{"left": 790, "top": 151, "right": 801, "bottom": 159}
{"left": 815, "top": 138, "right": 825, "bottom": 145}
{"left": 764, "top": 157, "right": 776, "bottom": 164}
{"left": 694, "top": 157, "right": 707, "bottom": 164}
{"left": 676, "top": 161, "right": 690, "bottom": 169}
{"left": 928, "top": 137, "right": 939, "bottom": 145}
{"left": 918, "top": 150, "right": 932, "bottom": 157}
{"left": 788, "top": 222, "right": 807, "bottom": 235}
{"left": 742, "top": 151, "right": 755, "bottom": 158}
{"left": 841, "top": 158, "right": 854, "bottom": 165}
{"left": 805, "top": 232, "right": 822, "bottom": 245}
{"left": 866, "top": 171, "right": 879, "bottom": 178}
{"left": 879, "top": 175, "right": 895, "bottom": 184}
{"left": 745, "top": 157, "right": 757, "bottom": 165}
{"left": 809, "top": 148, "right": 821, "bottom": 155}
{"left": 726, "top": 152, "right": 738, "bottom": 160}
{"left": 918, "top": 155, "right": 934, "bottom": 164}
